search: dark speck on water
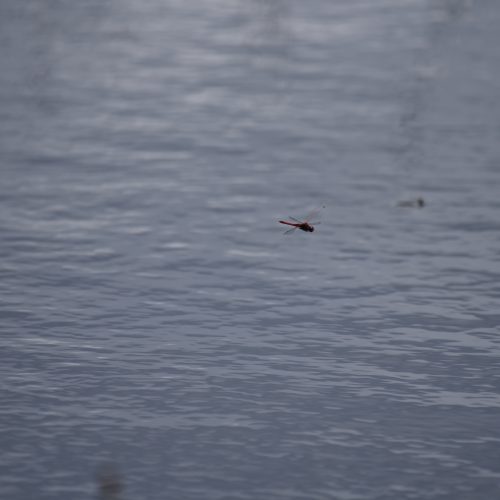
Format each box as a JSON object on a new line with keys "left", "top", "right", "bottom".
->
{"left": 1, "top": 1, "right": 500, "bottom": 499}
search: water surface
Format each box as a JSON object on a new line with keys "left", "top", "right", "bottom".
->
{"left": 1, "top": 1, "right": 500, "bottom": 499}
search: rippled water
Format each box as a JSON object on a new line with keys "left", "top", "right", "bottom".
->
{"left": 1, "top": 1, "right": 500, "bottom": 499}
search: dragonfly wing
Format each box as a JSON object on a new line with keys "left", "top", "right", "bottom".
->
{"left": 283, "top": 226, "right": 297, "bottom": 235}
{"left": 288, "top": 216, "right": 302, "bottom": 223}
{"left": 303, "top": 206, "right": 325, "bottom": 223}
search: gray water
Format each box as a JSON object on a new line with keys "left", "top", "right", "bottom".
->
{"left": 1, "top": 0, "right": 500, "bottom": 499}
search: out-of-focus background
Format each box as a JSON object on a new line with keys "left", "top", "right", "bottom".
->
{"left": 1, "top": 0, "right": 500, "bottom": 498}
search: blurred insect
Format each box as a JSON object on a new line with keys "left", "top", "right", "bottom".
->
{"left": 97, "top": 465, "right": 123, "bottom": 500}
{"left": 279, "top": 207, "right": 323, "bottom": 235}
{"left": 397, "top": 197, "right": 425, "bottom": 208}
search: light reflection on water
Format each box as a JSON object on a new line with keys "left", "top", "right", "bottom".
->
{"left": 1, "top": 0, "right": 500, "bottom": 499}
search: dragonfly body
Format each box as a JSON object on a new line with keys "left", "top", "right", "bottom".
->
{"left": 279, "top": 220, "right": 315, "bottom": 233}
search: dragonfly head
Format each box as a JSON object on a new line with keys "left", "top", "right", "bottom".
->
{"left": 309, "top": 225, "right": 314, "bottom": 232}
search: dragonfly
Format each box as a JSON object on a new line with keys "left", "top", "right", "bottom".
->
{"left": 279, "top": 208, "right": 323, "bottom": 235}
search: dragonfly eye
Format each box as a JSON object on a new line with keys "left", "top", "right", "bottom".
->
{"left": 310, "top": 227, "right": 314, "bottom": 232}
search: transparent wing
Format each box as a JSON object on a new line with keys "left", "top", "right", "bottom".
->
{"left": 303, "top": 206, "right": 325, "bottom": 223}
{"left": 288, "top": 216, "right": 303, "bottom": 223}
{"left": 283, "top": 226, "right": 297, "bottom": 235}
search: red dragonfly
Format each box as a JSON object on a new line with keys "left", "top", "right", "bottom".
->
{"left": 279, "top": 208, "right": 322, "bottom": 235}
